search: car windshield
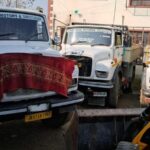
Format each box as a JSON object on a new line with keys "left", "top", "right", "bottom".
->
{"left": 64, "top": 27, "right": 112, "bottom": 46}
{"left": 0, "top": 11, "right": 48, "bottom": 41}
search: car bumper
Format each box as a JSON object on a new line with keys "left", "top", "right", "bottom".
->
{"left": 0, "top": 90, "right": 84, "bottom": 121}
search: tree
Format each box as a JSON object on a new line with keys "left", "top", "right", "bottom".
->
{"left": 0, "top": 0, "right": 35, "bottom": 8}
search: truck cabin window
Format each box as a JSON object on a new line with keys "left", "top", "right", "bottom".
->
{"left": 65, "top": 27, "right": 112, "bottom": 46}
{"left": 115, "top": 32, "right": 122, "bottom": 46}
{"left": 0, "top": 12, "right": 48, "bottom": 41}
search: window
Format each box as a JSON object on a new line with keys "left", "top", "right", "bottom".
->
{"left": 0, "top": 12, "right": 48, "bottom": 41}
{"left": 130, "top": 0, "right": 150, "bottom": 7}
{"left": 141, "top": 128, "right": 150, "bottom": 145}
{"left": 115, "top": 32, "right": 122, "bottom": 46}
{"left": 130, "top": 30, "right": 150, "bottom": 46}
{"left": 65, "top": 27, "right": 112, "bottom": 46}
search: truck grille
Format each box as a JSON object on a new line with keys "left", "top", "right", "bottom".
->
{"left": 67, "top": 56, "right": 92, "bottom": 77}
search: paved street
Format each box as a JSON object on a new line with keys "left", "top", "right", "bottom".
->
{"left": 0, "top": 121, "right": 66, "bottom": 150}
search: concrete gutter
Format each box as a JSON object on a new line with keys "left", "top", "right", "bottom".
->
{"left": 77, "top": 108, "right": 145, "bottom": 117}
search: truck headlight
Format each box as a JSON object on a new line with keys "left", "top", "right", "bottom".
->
{"left": 72, "top": 65, "right": 79, "bottom": 79}
{"left": 95, "top": 70, "right": 108, "bottom": 78}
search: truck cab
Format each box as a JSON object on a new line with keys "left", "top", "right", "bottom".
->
{"left": 0, "top": 8, "right": 84, "bottom": 127}
{"left": 61, "top": 23, "right": 140, "bottom": 107}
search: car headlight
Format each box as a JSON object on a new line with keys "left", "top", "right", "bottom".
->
{"left": 95, "top": 70, "right": 108, "bottom": 78}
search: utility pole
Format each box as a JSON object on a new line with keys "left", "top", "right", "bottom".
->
{"left": 69, "top": 14, "right": 72, "bottom": 25}
{"left": 122, "top": 15, "right": 125, "bottom": 26}
{"left": 113, "top": 0, "right": 117, "bottom": 25}
{"left": 53, "top": 14, "right": 56, "bottom": 38}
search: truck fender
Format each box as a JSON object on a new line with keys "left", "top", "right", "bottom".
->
{"left": 112, "top": 66, "right": 122, "bottom": 82}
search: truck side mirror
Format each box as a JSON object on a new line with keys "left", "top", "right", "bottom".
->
{"left": 128, "top": 36, "right": 132, "bottom": 47}
{"left": 52, "top": 36, "right": 61, "bottom": 46}
{"left": 123, "top": 36, "right": 132, "bottom": 47}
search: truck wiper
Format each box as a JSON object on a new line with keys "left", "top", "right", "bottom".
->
{"left": 25, "top": 32, "right": 43, "bottom": 43}
{"left": 91, "top": 43, "right": 107, "bottom": 46}
{"left": 0, "top": 33, "right": 15, "bottom": 37}
{"left": 71, "top": 40, "right": 90, "bottom": 45}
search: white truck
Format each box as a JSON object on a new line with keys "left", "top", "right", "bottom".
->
{"left": 60, "top": 23, "right": 142, "bottom": 107}
{"left": 0, "top": 8, "right": 84, "bottom": 127}
{"left": 140, "top": 45, "right": 150, "bottom": 105}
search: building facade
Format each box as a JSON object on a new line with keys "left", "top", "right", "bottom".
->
{"left": 50, "top": 0, "right": 150, "bottom": 46}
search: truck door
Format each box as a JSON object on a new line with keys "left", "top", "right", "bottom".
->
{"left": 114, "top": 32, "right": 123, "bottom": 64}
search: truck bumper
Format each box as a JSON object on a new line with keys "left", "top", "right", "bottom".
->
{"left": 79, "top": 79, "right": 114, "bottom": 89}
{"left": 78, "top": 79, "right": 113, "bottom": 106}
{"left": 0, "top": 90, "right": 84, "bottom": 121}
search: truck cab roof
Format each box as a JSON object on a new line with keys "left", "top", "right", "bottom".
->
{"left": 0, "top": 7, "right": 45, "bottom": 17}
{"left": 68, "top": 22, "right": 128, "bottom": 32}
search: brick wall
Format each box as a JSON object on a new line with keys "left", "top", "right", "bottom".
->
{"left": 48, "top": 0, "right": 53, "bottom": 37}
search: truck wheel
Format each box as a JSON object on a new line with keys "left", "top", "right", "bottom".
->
{"left": 42, "top": 112, "right": 70, "bottom": 128}
{"left": 109, "top": 75, "right": 120, "bottom": 108}
{"left": 116, "top": 141, "right": 139, "bottom": 150}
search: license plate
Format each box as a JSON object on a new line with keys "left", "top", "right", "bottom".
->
{"left": 93, "top": 92, "right": 107, "bottom": 97}
{"left": 28, "top": 103, "right": 49, "bottom": 112}
{"left": 25, "top": 111, "right": 52, "bottom": 122}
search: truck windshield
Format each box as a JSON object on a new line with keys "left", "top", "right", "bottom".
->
{"left": 0, "top": 11, "right": 48, "bottom": 41}
{"left": 64, "top": 27, "right": 112, "bottom": 46}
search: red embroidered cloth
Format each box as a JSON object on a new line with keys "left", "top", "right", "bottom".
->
{"left": 0, "top": 53, "right": 75, "bottom": 98}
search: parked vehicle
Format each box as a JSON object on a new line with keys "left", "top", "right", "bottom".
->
{"left": 60, "top": 22, "right": 142, "bottom": 107}
{"left": 116, "top": 106, "right": 150, "bottom": 150}
{"left": 140, "top": 45, "right": 150, "bottom": 106}
{"left": 0, "top": 8, "right": 84, "bottom": 127}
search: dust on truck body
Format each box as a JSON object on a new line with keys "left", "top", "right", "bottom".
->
{"left": 61, "top": 23, "right": 141, "bottom": 107}
{"left": 0, "top": 8, "right": 84, "bottom": 127}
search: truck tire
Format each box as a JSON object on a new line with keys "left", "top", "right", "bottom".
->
{"left": 109, "top": 75, "right": 120, "bottom": 108}
{"left": 116, "top": 141, "right": 139, "bottom": 150}
{"left": 122, "top": 67, "right": 135, "bottom": 93}
{"left": 42, "top": 112, "right": 70, "bottom": 128}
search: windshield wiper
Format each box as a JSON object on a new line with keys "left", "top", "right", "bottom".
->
{"left": 70, "top": 40, "right": 90, "bottom": 45}
{"left": 0, "top": 33, "right": 15, "bottom": 37}
{"left": 91, "top": 43, "right": 107, "bottom": 46}
{"left": 25, "top": 32, "right": 43, "bottom": 43}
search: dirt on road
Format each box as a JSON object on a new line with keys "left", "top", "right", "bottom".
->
{"left": 0, "top": 121, "right": 66, "bottom": 150}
